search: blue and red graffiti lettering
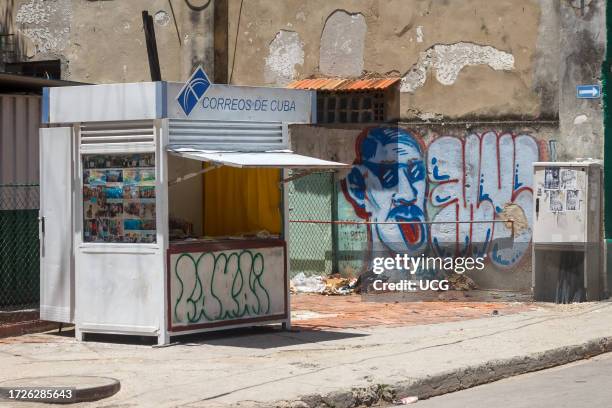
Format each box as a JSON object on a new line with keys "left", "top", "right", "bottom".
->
{"left": 341, "top": 127, "right": 546, "bottom": 268}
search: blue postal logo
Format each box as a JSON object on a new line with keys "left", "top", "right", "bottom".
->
{"left": 177, "top": 66, "right": 211, "bottom": 116}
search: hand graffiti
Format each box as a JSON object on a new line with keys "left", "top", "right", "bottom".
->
{"left": 427, "top": 132, "right": 542, "bottom": 267}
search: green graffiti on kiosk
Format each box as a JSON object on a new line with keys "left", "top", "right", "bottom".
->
{"left": 173, "top": 250, "right": 271, "bottom": 323}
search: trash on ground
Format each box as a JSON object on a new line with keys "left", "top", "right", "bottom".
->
{"left": 323, "top": 274, "right": 358, "bottom": 295}
{"left": 447, "top": 273, "right": 478, "bottom": 291}
{"left": 393, "top": 396, "right": 419, "bottom": 405}
{"left": 290, "top": 273, "right": 326, "bottom": 294}
{"left": 290, "top": 273, "right": 357, "bottom": 295}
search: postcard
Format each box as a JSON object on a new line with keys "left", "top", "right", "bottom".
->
{"left": 88, "top": 170, "right": 106, "bottom": 186}
{"left": 106, "top": 169, "right": 123, "bottom": 183}
{"left": 124, "top": 218, "right": 143, "bottom": 231}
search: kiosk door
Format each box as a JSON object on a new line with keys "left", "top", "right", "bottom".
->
{"left": 40, "top": 127, "right": 74, "bottom": 323}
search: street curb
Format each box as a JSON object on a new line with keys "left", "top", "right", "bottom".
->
{"left": 72, "top": 377, "right": 121, "bottom": 404}
{"left": 0, "top": 320, "right": 59, "bottom": 339}
{"left": 259, "top": 336, "right": 612, "bottom": 408}
{"left": 0, "top": 376, "right": 120, "bottom": 405}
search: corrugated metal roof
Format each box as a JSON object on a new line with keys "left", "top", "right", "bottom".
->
{"left": 0, "top": 94, "right": 40, "bottom": 184}
{"left": 287, "top": 77, "right": 400, "bottom": 91}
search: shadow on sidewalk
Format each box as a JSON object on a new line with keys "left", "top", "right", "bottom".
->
{"left": 49, "top": 326, "right": 367, "bottom": 349}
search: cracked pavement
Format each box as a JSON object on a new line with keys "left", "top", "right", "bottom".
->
{"left": 1, "top": 298, "right": 611, "bottom": 407}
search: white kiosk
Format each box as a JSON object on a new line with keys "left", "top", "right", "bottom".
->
{"left": 39, "top": 73, "right": 346, "bottom": 344}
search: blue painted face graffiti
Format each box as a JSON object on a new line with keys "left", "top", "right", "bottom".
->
{"left": 343, "top": 127, "right": 428, "bottom": 254}
{"left": 361, "top": 161, "right": 426, "bottom": 189}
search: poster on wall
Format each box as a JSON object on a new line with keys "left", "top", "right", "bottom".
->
{"left": 543, "top": 167, "right": 583, "bottom": 213}
{"left": 559, "top": 169, "right": 577, "bottom": 190}
{"left": 566, "top": 190, "right": 580, "bottom": 211}
{"left": 549, "top": 190, "right": 563, "bottom": 212}
{"left": 544, "top": 168, "right": 560, "bottom": 190}
{"left": 82, "top": 153, "right": 156, "bottom": 243}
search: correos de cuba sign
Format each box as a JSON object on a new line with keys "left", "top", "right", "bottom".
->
{"left": 167, "top": 66, "right": 315, "bottom": 123}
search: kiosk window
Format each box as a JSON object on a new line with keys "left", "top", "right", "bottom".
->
{"left": 82, "top": 153, "right": 156, "bottom": 243}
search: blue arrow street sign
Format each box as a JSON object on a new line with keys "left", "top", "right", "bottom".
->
{"left": 576, "top": 84, "right": 601, "bottom": 99}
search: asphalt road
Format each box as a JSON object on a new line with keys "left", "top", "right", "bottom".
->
{"left": 409, "top": 352, "right": 612, "bottom": 408}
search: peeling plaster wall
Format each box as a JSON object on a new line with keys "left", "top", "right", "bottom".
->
{"left": 400, "top": 42, "right": 515, "bottom": 93}
{"left": 7, "top": 0, "right": 215, "bottom": 83}
{"left": 264, "top": 30, "right": 304, "bottom": 86}
{"left": 319, "top": 10, "right": 367, "bottom": 77}
{"left": 532, "top": 0, "right": 560, "bottom": 119}
{"left": 557, "top": 0, "right": 606, "bottom": 161}
{"left": 14, "top": 0, "right": 71, "bottom": 57}
{"left": 223, "top": 0, "right": 606, "bottom": 286}
{"left": 227, "top": 0, "right": 554, "bottom": 120}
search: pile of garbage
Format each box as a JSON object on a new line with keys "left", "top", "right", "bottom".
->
{"left": 290, "top": 273, "right": 358, "bottom": 295}
{"left": 290, "top": 272, "right": 478, "bottom": 294}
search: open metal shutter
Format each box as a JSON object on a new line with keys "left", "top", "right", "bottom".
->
{"left": 168, "top": 148, "right": 348, "bottom": 169}
{"left": 168, "top": 119, "right": 287, "bottom": 152}
{"left": 79, "top": 120, "right": 156, "bottom": 153}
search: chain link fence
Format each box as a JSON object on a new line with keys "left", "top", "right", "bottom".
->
{"left": 0, "top": 184, "right": 40, "bottom": 328}
{"left": 287, "top": 171, "right": 369, "bottom": 278}
{"left": 287, "top": 172, "right": 335, "bottom": 277}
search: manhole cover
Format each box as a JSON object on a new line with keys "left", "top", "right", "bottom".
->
{"left": 0, "top": 376, "right": 120, "bottom": 404}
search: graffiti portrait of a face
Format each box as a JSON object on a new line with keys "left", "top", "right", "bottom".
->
{"left": 343, "top": 127, "right": 428, "bottom": 254}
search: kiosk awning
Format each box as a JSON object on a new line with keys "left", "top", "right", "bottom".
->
{"left": 168, "top": 147, "right": 347, "bottom": 169}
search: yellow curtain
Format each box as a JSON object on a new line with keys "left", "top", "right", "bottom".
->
{"left": 203, "top": 167, "right": 282, "bottom": 236}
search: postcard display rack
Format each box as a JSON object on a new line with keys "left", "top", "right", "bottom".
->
{"left": 40, "top": 81, "right": 345, "bottom": 344}
{"left": 82, "top": 153, "right": 157, "bottom": 244}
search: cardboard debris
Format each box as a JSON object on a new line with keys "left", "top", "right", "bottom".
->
{"left": 323, "top": 274, "right": 358, "bottom": 295}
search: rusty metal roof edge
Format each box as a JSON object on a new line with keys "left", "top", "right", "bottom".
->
{"left": 287, "top": 77, "right": 400, "bottom": 91}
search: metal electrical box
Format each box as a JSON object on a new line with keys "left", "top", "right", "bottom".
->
{"left": 532, "top": 160, "right": 604, "bottom": 302}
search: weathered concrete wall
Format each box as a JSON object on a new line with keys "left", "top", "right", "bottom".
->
{"left": 3, "top": 0, "right": 214, "bottom": 82}
{"left": 289, "top": 123, "right": 558, "bottom": 290}
{"left": 237, "top": 0, "right": 605, "bottom": 288}
{"left": 228, "top": 0, "right": 559, "bottom": 120}
{"left": 558, "top": 0, "right": 606, "bottom": 160}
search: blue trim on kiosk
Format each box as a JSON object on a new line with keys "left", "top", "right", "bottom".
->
{"left": 41, "top": 87, "right": 50, "bottom": 124}
{"left": 310, "top": 90, "right": 317, "bottom": 124}
{"left": 156, "top": 81, "right": 167, "bottom": 119}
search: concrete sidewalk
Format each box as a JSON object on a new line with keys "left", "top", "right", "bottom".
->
{"left": 1, "top": 301, "right": 612, "bottom": 407}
